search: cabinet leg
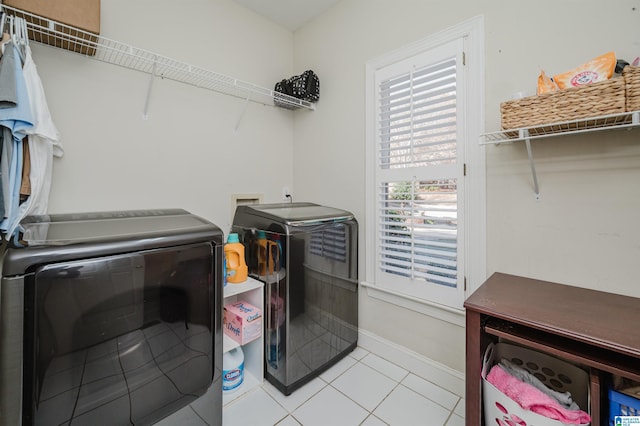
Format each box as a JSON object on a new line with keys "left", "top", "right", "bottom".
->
{"left": 590, "top": 367, "right": 602, "bottom": 426}
{"left": 466, "top": 311, "right": 482, "bottom": 425}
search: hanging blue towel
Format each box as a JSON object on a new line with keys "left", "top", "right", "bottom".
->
{"left": 0, "top": 42, "right": 32, "bottom": 137}
{"left": 0, "top": 42, "right": 34, "bottom": 235}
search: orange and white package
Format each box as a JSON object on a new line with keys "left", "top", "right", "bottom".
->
{"left": 537, "top": 70, "right": 558, "bottom": 95}
{"left": 553, "top": 51, "right": 616, "bottom": 89}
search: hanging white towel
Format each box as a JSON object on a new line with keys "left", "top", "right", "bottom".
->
{"left": 21, "top": 45, "right": 61, "bottom": 156}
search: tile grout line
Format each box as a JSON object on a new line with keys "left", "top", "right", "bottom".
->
{"left": 442, "top": 403, "right": 458, "bottom": 426}
{"left": 262, "top": 385, "right": 296, "bottom": 425}
{"left": 224, "top": 347, "right": 463, "bottom": 426}
{"left": 354, "top": 378, "right": 401, "bottom": 426}
{"left": 398, "top": 379, "right": 464, "bottom": 416}
{"left": 327, "top": 355, "right": 404, "bottom": 425}
{"left": 189, "top": 405, "right": 210, "bottom": 426}
{"left": 271, "top": 353, "right": 375, "bottom": 425}
{"left": 265, "top": 376, "right": 331, "bottom": 424}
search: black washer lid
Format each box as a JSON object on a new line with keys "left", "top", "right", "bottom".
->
{"left": 18, "top": 209, "right": 217, "bottom": 246}
{"left": 244, "top": 202, "right": 353, "bottom": 225}
{"left": 3, "top": 209, "right": 223, "bottom": 276}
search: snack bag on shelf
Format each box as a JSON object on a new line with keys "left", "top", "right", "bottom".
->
{"left": 537, "top": 70, "right": 558, "bottom": 95}
{"left": 553, "top": 51, "right": 616, "bottom": 89}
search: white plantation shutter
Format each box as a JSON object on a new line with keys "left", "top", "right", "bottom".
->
{"left": 374, "top": 38, "right": 465, "bottom": 308}
{"left": 379, "top": 58, "right": 458, "bottom": 169}
{"left": 378, "top": 179, "right": 458, "bottom": 286}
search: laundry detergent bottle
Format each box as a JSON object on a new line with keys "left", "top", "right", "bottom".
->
{"left": 224, "top": 233, "right": 248, "bottom": 283}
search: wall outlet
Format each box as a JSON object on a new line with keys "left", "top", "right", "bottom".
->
{"left": 282, "top": 186, "right": 291, "bottom": 200}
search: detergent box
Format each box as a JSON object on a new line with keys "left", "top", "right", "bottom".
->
{"left": 224, "top": 301, "right": 262, "bottom": 345}
{"left": 610, "top": 386, "right": 640, "bottom": 425}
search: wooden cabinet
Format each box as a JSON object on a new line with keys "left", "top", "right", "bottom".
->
{"left": 464, "top": 272, "right": 640, "bottom": 425}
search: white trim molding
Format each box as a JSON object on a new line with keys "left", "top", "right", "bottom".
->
{"left": 360, "top": 281, "right": 465, "bottom": 327}
{"left": 365, "top": 14, "right": 487, "bottom": 308}
{"left": 358, "top": 329, "right": 465, "bottom": 398}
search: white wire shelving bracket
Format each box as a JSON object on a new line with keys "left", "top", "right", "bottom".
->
{"left": 480, "top": 110, "right": 640, "bottom": 200}
{"left": 0, "top": 4, "right": 315, "bottom": 113}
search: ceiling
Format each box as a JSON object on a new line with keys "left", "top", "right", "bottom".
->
{"left": 231, "top": 0, "right": 342, "bottom": 31}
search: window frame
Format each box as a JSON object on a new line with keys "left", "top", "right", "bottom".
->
{"left": 364, "top": 16, "right": 486, "bottom": 322}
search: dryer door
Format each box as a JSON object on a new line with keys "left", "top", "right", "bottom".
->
{"left": 24, "top": 242, "right": 215, "bottom": 425}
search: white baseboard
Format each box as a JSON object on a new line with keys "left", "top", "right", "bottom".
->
{"left": 358, "top": 329, "right": 465, "bottom": 398}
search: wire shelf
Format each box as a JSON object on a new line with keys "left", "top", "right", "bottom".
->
{"left": 481, "top": 110, "right": 640, "bottom": 144}
{"left": 1, "top": 4, "right": 315, "bottom": 110}
{"left": 480, "top": 110, "right": 640, "bottom": 199}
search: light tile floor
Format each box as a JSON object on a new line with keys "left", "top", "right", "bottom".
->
{"left": 158, "top": 346, "right": 465, "bottom": 426}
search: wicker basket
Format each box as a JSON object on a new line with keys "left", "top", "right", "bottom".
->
{"left": 623, "top": 66, "right": 640, "bottom": 112}
{"left": 501, "top": 77, "right": 626, "bottom": 130}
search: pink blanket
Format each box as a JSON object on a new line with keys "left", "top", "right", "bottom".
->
{"left": 487, "top": 364, "right": 591, "bottom": 425}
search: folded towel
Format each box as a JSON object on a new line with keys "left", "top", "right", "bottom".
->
{"left": 487, "top": 364, "right": 591, "bottom": 425}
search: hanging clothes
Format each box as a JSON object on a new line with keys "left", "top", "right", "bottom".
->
{"left": 0, "top": 34, "right": 19, "bottom": 220}
{"left": 4, "top": 43, "right": 63, "bottom": 239}
{"left": 0, "top": 127, "right": 12, "bottom": 219}
{"left": 0, "top": 41, "right": 33, "bottom": 237}
{"left": 0, "top": 40, "right": 17, "bottom": 109}
{"left": 20, "top": 138, "right": 31, "bottom": 201}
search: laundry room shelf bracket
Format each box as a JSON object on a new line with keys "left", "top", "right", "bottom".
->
{"left": 142, "top": 58, "right": 157, "bottom": 120}
{"left": 480, "top": 110, "right": 640, "bottom": 199}
{"left": 521, "top": 129, "right": 540, "bottom": 200}
{"left": 235, "top": 93, "right": 252, "bottom": 133}
{"left": 0, "top": 4, "right": 315, "bottom": 111}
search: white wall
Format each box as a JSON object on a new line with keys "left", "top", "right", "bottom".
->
{"left": 293, "top": 0, "right": 640, "bottom": 373}
{"left": 29, "top": 0, "right": 640, "bottom": 376}
{"left": 36, "top": 0, "right": 296, "bottom": 233}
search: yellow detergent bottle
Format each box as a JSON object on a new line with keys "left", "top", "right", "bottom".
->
{"left": 225, "top": 233, "right": 248, "bottom": 283}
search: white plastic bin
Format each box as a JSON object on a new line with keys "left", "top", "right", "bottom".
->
{"left": 482, "top": 342, "right": 590, "bottom": 426}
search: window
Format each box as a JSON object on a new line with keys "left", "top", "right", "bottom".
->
{"left": 365, "top": 17, "right": 485, "bottom": 313}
